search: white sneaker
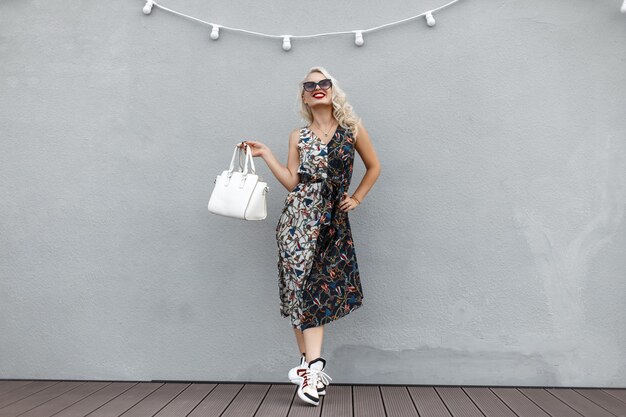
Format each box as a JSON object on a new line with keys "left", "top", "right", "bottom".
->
{"left": 288, "top": 354, "right": 308, "bottom": 384}
{"left": 289, "top": 354, "right": 331, "bottom": 396}
{"left": 297, "top": 357, "right": 332, "bottom": 405}
{"left": 316, "top": 372, "right": 331, "bottom": 396}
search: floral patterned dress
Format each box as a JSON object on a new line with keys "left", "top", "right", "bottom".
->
{"left": 275, "top": 124, "right": 364, "bottom": 331}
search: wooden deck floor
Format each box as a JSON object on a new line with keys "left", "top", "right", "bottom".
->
{"left": 0, "top": 380, "right": 625, "bottom": 417}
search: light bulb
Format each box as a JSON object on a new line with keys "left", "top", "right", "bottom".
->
{"left": 142, "top": 0, "right": 153, "bottom": 15}
{"left": 425, "top": 12, "right": 436, "bottom": 27}
{"left": 282, "top": 36, "right": 292, "bottom": 51}
{"left": 621, "top": 0, "right": 626, "bottom": 13}
{"left": 354, "top": 31, "right": 364, "bottom": 46}
{"left": 210, "top": 25, "right": 220, "bottom": 40}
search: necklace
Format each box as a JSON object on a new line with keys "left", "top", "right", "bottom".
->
{"left": 313, "top": 120, "right": 337, "bottom": 138}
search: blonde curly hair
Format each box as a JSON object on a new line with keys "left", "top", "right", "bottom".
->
{"left": 296, "top": 66, "right": 362, "bottom": 141}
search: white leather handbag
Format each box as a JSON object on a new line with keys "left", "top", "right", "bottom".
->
{"left": 208, "top": 144, "right": 269, "bottom": 220}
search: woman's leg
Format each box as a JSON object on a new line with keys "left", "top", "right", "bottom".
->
{"left": 303, "top": 325, "right": 324, "bottom": 363}
{"left": 293, "top": 327, "right": 306, "bottom": 357}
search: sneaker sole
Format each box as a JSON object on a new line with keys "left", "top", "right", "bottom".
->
{"left": 297, "top": 388, "right": 320, "bottom": 406}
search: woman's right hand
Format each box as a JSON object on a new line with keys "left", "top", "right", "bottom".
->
{"left": 238, "top": 140, "right": 268, "bottom": 158}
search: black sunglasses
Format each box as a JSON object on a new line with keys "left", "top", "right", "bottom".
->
{"left": 302, "top": 78, "right": 333, "bottom": 92}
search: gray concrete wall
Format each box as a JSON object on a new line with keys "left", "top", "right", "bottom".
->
{"left": 1, "top": 0, "right": 625, "bottom": 386}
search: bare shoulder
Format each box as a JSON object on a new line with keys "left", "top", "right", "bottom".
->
{"left": 289, "top": 127, "right": 300, "bottom": 141}
{"left": 354, "top": 120, "right": 371, "bottom": 143}
{"left": 288, "top": 128, "right": 301, "bottom": 150}
{"left": 352, "top": 120, "right": 379, "bottom": 169}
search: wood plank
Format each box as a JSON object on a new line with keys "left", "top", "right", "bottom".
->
{"left": 491, "top": 388, "right": 551, "bottom": 417}
{"left": 254, "top": 384, "right": 295, "bottom": 417}
{"left": 53, "top": 382, "right": 139, "bottom": 417}
{"left": 222, "top": 383, "right": 271, "bottom": 417}
{"left": 547, "top": 388, "right": 615, "bottom": 417}
{"left": 407, "top": 386, "right": 452, "bottom": 417}
{"left": 1, "top": 380, "right": 622, "bottom": 417}
{"left": 16, "top": 381, "right": 110, "bottom": 417}
{"left": 0, "top": 381, "right": 60, "bottom": 409}
{"left": 321, "top": 384, "right": 351, "bottom": 417}
{"left": 86, "top": 382, "right": 163, "bottom": 417}
{"left": 463, "top": 387, "right": 518, "bottom": 417}
{"left": 380, "top": 386, "right": 419, "bottom": 417}
{"left": 519, "top": 388, "right": 584, "bottom": 417}
{"left": 0, "top": 381, "right": 84, "bottom": 417}
{"left": 0, "top": 381, "right": 35, "bottom": 396}
{"left": 575, "top": 388, "right": 626, "bottom": 417}
{"left": 435, "top": 387, "right": 484, "bottom": 417}
{"left": 187, "top": 383, "right": 244, "bottom": 417}
{"left": 120, "top": 383, "right": 190, "bottom": 417}
{"left": 603, "top": 389, "right": 626, "bottom": 405}
{"left": 354, "top": 385, "right": 386, "bottom": 417}
{"left": 154, "top": 383, "right": 217, "bottom": 417}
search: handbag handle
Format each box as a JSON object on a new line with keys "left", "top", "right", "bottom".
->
{"left": 236, "top": 145, "right": 246, "bottom": 171}
{"left": 242, "top": 145, "right": 256, "bottom": 175}
{"left": 227, "top": 143, "right": 256, "bottom": 176}
{"left": 227, "top": 145, "right": 244, "bottom": 174}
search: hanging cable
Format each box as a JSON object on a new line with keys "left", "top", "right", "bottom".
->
{"left": 142, "top": 0, "right": 463, "bottom": 50}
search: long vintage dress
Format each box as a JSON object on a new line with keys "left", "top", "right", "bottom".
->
{"left": 275, "top": 124, "right": 364, "bottom": 331}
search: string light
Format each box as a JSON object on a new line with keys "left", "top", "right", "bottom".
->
{"left": 210, "top": 25, "right": 220, "bottom": 40}
{"left": 142, "top": 0, "right": 153, "bottom": 15}
{"left": 282, "top": 36, "right": 292, "bottom": 51}
{"left": 354, "top": 31, "right": 364, "bottom": 46}
{"left": 425, "top": 12, "right": 436, "bottom": 27}
{"left": 142, "top": 0, "right": 462, "bottom": 51}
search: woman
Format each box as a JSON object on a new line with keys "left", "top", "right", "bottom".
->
{"left": 238, "top": 66, "right": 381, "bottom": 406}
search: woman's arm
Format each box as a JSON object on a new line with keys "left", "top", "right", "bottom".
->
{"left": 349, "top": 121, "right": 381, "bottom": 204}
{"left": 241, "top": 129, "right": 300, "bottom": 192}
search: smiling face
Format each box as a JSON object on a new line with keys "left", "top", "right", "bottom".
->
{"left": 302, "top": 72, "right": 333, "bottom": 108}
